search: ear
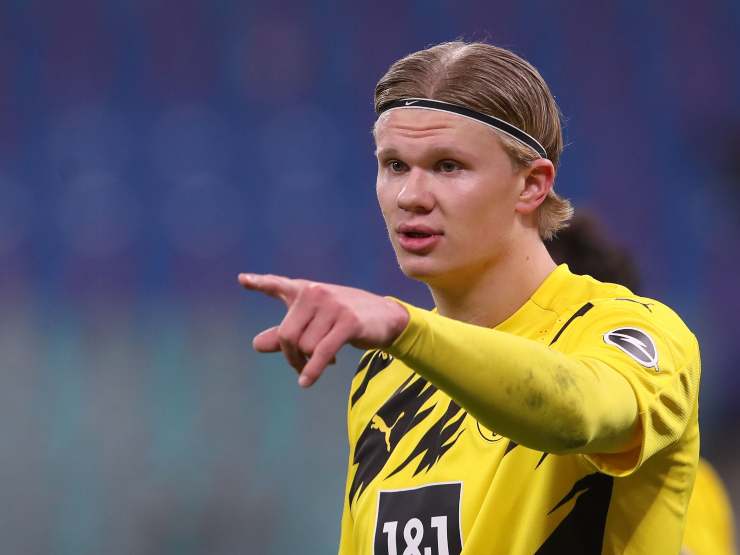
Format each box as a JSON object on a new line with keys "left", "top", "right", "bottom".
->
{"left": 515, "top": 158, "right": 555, "bottom": 215}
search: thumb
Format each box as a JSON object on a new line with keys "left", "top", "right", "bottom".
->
{"left": 253, "top": 326, "right": 281, "bottom": 353}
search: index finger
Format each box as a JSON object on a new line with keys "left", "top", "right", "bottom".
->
{"left": 238, "top": 273, "right": 299, "bottom": 305}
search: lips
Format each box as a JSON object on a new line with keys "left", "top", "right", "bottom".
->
{"left": 396, "top": 223, "right": 443, "bottom": 254}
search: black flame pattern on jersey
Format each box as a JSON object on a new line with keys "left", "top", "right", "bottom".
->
{"left": 536, "top": 472, "right": 614, "bottom": 553}
{"left": 351, "top": 350, "right": 394, "bottom": 407}
{"left": 348, "top": 374, "right": 437, "bottom": 506}
{"left": 387, "top": 399, "right": 466, "bottom": 478}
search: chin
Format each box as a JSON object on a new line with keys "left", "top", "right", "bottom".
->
{"left": 397, "top": 256, "right": 451, "bottom": 284}
{"left": 397, "top": 251, "right": 483, "bottom": 289}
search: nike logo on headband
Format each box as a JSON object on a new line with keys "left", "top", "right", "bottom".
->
{"left": 378, "top": 97, "right": 548, "bottom": 159}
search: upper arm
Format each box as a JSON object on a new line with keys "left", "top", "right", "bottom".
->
{"left": 554, "top": 300, "right": 701, "bottom": 475}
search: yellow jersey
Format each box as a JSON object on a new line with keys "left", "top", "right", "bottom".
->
{"left": 338, "top": 264, "right": 700, "bottom": 554}
{"left": 682, "top": 458, "right": 736, "bottom": 555}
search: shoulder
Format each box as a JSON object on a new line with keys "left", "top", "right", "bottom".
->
{"left": 552, "top": 283, "right": 699, "bottom": 375}
{"left": 588, "top": 295, "right": 697, "bottom": 352}
{"left": 554, "top": 269, "right": 697, "bottom": 349}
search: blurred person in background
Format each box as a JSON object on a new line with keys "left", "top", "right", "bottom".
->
{"left": 240, "top": 41, "right": 700, "bottom": 553}
{"left": 546, "top": 213, "right": 737, "bottom": 555}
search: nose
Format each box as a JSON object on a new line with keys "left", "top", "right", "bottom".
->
{"left": 396, "top": 168, "right": 435, "bottom": 214}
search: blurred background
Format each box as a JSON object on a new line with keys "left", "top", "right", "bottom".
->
{"left": 1, "top": 0, "right": 739, "bottom": 553}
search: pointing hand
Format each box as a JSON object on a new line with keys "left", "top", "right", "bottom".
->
{"left": 238, "top": 273, "right": 409, "bottom": 387}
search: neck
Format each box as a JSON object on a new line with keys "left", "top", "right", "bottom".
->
{"left": 428, "top": 236, "right": 556, "bottom": 327}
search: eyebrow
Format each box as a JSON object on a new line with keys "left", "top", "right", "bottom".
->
{"left": 375, "top": 147, "right": 398, "bottom": 159}
{"left": 375, "top": 146, "right": 472, "bottom": 160}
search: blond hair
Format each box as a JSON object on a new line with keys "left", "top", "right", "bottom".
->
{"left": 374, "top": 41, "right": 573, "bottom": 240}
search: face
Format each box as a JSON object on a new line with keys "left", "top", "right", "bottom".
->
{"left": 374, "top": 108, "right": 535, "bottom": 287}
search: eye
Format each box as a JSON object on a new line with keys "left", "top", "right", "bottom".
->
{"left": 387, "top": 160, "right": 408, "bottom": 173}
{"left": 437, "top": 160, "right": 461, "bottom": 173}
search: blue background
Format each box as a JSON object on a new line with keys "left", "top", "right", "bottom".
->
{"left": 1, "top": 1, "right": 739, "bottom": 552}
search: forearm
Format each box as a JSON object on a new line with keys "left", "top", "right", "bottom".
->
{"left": 385, "top": 301, "right": 639, "bottom": 455}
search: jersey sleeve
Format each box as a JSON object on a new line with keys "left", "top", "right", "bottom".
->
{"left": 553, "top": 299, "right": 701, "bottom": 477}
{"left": 385, "top": 300, "right": 640, "bottom": 456}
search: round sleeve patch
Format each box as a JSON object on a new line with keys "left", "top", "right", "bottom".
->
{"left": 603, "top": 327, "right": 658, "bottom": 369}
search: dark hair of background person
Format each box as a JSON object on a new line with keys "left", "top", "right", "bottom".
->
{"left": 545, "top": 212, "right": 641, "bottom": 293}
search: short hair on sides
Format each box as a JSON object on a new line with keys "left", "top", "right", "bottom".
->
{"left": 374, "top": 41, "right": 573, "bottom": 240}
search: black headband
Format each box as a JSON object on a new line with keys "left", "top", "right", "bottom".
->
{"left": 377, "top": 98, "right": 548, "bottom": 159}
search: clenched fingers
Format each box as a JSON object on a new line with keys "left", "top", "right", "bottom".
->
{"left": 298, "top": 323, "right": 352, "bottom": 387}
{"left": 252, "top": 325, "right": 336, "bottom": 365}
{"left": 253, "top": 326, "right": 280, "bottom": 353}
{"left": 297, "top": 307, "right": 336, "bottom": 357}
{"left": 277, "top": 298, "right": 317, "bottom": 372}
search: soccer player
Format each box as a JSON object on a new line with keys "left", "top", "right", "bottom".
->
{"left": 239, "top": 41, "right": 701, "bottom": 554}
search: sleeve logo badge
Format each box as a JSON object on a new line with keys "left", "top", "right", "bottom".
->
{"left": 603, "top": 327, "right": 659, "bottom": 370}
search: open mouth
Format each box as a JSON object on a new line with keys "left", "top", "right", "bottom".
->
{"left": 396, "top": 227, "right": 443, "bottom": 254}
{"left": 403, "top": 231, "right": 433, "bottom": 238}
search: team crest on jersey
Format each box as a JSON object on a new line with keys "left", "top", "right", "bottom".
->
{"left": 603, "top": 327, "right": 658, "bottom": 370}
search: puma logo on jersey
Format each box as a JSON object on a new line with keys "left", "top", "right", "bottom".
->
{"left": 349, "top": 376, "right": 461, "bottom": 507}
{"left": 614, "top": 297, "right": 654, "bottom": 312}
{"left": 603, "top": 327, "right": 658, "bottom": 369}
{"left": 371, "top": 413, "right": 405, "bottom": 452}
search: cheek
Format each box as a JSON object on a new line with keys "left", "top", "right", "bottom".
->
{"left": 443, "top": 184, "right": 517, "bottom": 249}
{"left": 376, "top": 179, "right": 395, "bottom": 222}
{"left": 457, "top": 173, "right": 519, "bottom": 221}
